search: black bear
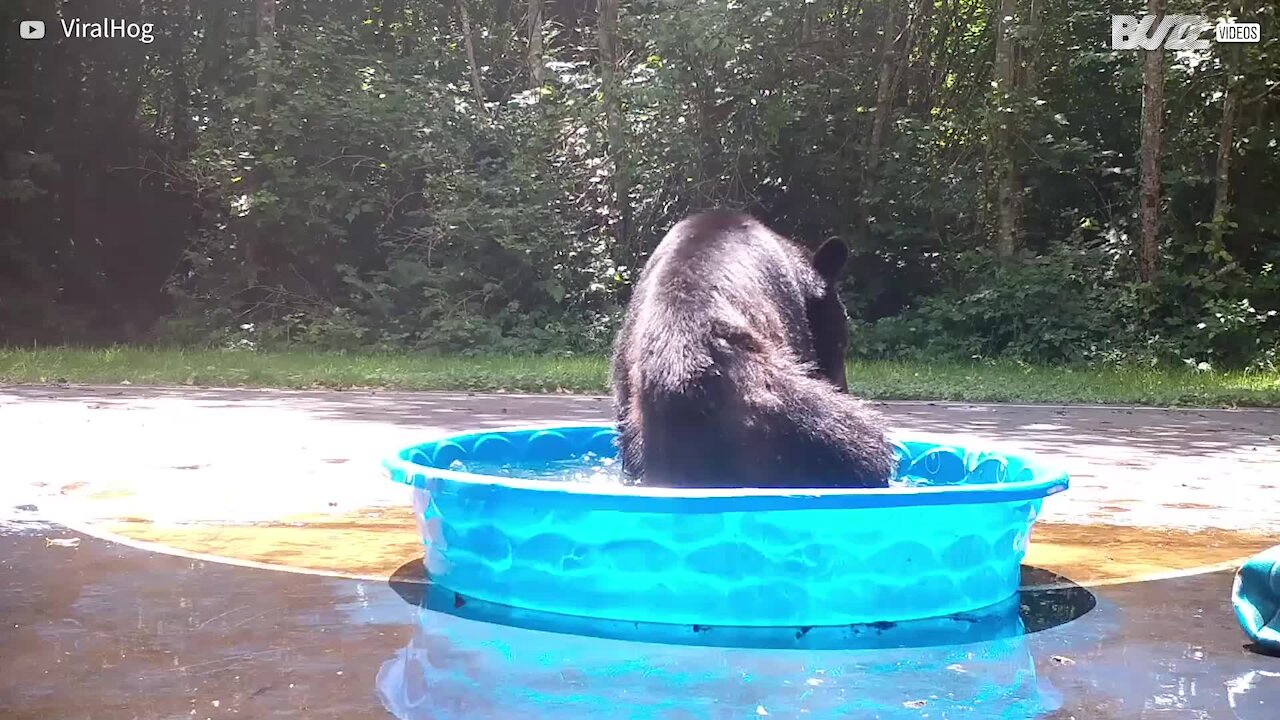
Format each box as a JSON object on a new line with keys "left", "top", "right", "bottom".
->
{"left": 610, "top": 210, "right": 896, "bottom": 488}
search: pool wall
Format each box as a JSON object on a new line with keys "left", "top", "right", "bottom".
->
{"left": 386, "top": 424, "right": 1069, "bottom": 627}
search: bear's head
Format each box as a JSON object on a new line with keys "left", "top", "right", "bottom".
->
{"left": 806, "top": 238, "right": 851, "bottom": 391}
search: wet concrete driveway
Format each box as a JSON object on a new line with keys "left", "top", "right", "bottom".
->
{"left": 1, "top": 385, "right": 1279, "bottom": 718}
{"left": 1, "top": 524, "right": 1276, "bottom": 719}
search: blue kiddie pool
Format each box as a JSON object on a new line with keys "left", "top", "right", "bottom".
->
{"left": 384, "top": 424, "right": 1070, "bottom": 628}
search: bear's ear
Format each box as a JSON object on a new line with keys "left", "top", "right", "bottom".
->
{"left": 812, "top": 238, "right": 849, "bottom": 282}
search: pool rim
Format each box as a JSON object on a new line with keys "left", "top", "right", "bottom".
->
{"left": 382, "top": 422, "right": 1071, "bottom": 512}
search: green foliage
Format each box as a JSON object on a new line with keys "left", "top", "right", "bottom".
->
{"left": 164, "top": 18, "right": 618, "bottom": 355}
{"left": 3, "top": 0, "right": 1279, "bottom": 370}
{"left": 852, "top": 246, "right": 1126, "bottom": 364}
{"left": 853, "top": 245, "right": 1280, "bottom": 370}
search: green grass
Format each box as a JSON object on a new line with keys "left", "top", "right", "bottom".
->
{"left": 3, "top": 347, "right": 1280, "bottom": 407}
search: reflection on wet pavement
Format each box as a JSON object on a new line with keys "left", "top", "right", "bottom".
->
{"left": 374, "top": 565, "right": 1095, "bottom": 718}
{"left": 0, "top": 524, "right": 406, "bottom": 720}
{"left": 2, "top": 525, "right": 1277, "bottom": 719}
{"left": 1228, "top": 670, "right": 1280, "bottom": 717}
{"left": 4, "top": 389, "right": 1279, "bottom": 717}
{"left": 377, "top": 604, "right": 1061, "bottom": 719}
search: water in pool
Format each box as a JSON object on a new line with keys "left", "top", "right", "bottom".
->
{"left": 449, "top": 454, "right": 632, "bottom": 484}
{"left": 447, "top": 454, "right": 931, "bottom": 487}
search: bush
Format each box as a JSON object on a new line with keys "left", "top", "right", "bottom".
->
{"left": 850, "top": 241, "right": 1280, "bottom": 370}
{"left": 851, "top": 246, "right": 1136, "bottom": 365}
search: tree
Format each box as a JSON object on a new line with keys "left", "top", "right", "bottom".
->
{"left": 255, "top": 0, "right": 277, "bottom": 119}
{"left": 1137, "top": 0, "right": 1166, "bottom": 282}
{"left": 3, "top": 0, "right": 1279, "bottom": 367}
{"left": 527, "top": 0, "right": 545, "bottom": 88}
{"left": 867, "top": 0, "right": 902, "bottom": 174}
{"left": 992, "top": 0, "right": 1022, "bottom": 258}
{"left": 458, "top": 0, "right": 488, "bottom": 117}
{"left": 1210, "top": 1, "right": 1244, "bottom": 251}
{"left": 1020, "top": 0, "right": 1041, "bottom": 94}
{"left": 246, "top": 0, "right": 280, "bottom": 284}
{"left": 598, "top": 0, "right": 630, "bottom": 249}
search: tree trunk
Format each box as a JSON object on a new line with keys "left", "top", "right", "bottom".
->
{"left": 247, "top": 0, "right": 279, "bottom": 282}
{"left": 171, "top": 0, "right": 192, "bottom": 155}
{"left": 254, "top": 0, "right": 277, "bottom": 120}
{"left": 527, "top": 0, "right": 545, "bottom": 88}
{"left": 1020, "top": 0, "right": 1040, "bottom": 95}
{"left": 1138, "top": 0, "right": 1166, "bottom": 282}
{"left": 458, "top": 0, "right": 488, "bottom": 116}
{"left": 916, "top": 0, "right": 963, "bottom": 116}
{"left": 197, "top": 2, "right": 230, "bottom": 129}
{"left": 906, "top": 0, "right": 936, "bottom": 115}
{"left": 993, "top": 0, "right": 1021, "bottom": 258}
{"left": 598, "top": 0, "right": 630, "bottom": 249}
{"left": 801, "top": 2, "right": 816, "bottom": 43}
{"left": 382, "top": 0, "right": 405, "bottom": 54}
{"left": 866, "top": 1, "right": 900, "bottom": 173}
{"left": 1211, "top": 3, "right": 1243, "bottom": 250}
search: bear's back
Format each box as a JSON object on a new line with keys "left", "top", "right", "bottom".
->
{"left": 621, "top": 211, "right": 821, "bottom": 390}
{"left": 611, "top": 211, "right": 895, "bottom": 488}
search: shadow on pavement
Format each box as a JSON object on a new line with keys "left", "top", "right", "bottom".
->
{"left": 384, "top": 557, "right": 1096, "bottom": 651}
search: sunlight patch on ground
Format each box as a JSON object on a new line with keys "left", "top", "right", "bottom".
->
{"left": 5, "top": 385, "right": 1278, "bottom": 588}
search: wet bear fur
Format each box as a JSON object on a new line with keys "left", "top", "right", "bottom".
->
{"left": 610, "top": 210, "right": 896, "bottom": 488}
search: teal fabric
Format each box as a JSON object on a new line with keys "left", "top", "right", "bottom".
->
{"left": 1233, "top": 544, "right": 1280, "bottom": 654}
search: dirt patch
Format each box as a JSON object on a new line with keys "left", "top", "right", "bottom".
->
{"left": 1027, "top": 523, "right": 1275, "bottom": 585}
{"left": 104, "top": 509, "right": 423, "bottom": 578}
